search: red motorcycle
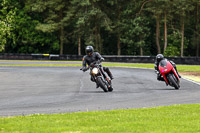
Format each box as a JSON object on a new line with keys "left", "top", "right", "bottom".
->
{"left": 159, "top": 59, "right": 180, "bottom": 89}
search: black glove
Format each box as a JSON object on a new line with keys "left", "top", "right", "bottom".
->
{"left": 100, "top": 58, "right": 104, "bottom": 62}
{"left": 155, "top": 70, "right": 159, "bottom": 74}
{"left": 96, "top": 60, "right": 101, "bottom": 64}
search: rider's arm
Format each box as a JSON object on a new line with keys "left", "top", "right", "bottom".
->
{"left": 154, "top": 61, "right": 159, "bottom": 74}
{"left": 95, "top": 52, "right": 104, "bottom": 62}
{"left": 82, "top": 56, "right": 88, "bottom": 71}
{"left": 169, "top": 60, "right": 176, "bottom": 68}
{"left": 154, "top": 61, "right": 158, "bottom": 70}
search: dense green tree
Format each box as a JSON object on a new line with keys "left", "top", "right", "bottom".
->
{"left": 192, "top": 0, "right": 200, "bottom": 56}
{"left": 1, "top": 0, "right": 59, "bottom": 54}
{"left": 27, "top": 0, "right": 72, "bottom": 55}
{"left": 0, "top": 0, "right": 200, "bottom": 57}
{"left": 105, "top": 0, "right": 129, "bottom": 55}
{"left": 172, "top": 0, "right": 195, "bottom": 57}
{"left": 144, "top": 0, "right": 162, "bottom": 54}
{"left": 0, "top": 0, "right": 16, "bottom": 52}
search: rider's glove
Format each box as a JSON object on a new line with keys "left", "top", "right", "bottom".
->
{"left": 96, "top": 60, "right": 101, "bottom": 64}
{"left": 155, "top": 70, "right": 159, "bottom": 74}
{"left": 100, "top": 58, "right": 104, "bottom": 62}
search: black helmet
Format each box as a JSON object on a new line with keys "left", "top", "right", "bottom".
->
{"left": 156, "top": 54, "right": 164, "bottom": 62}
{"left": 85, "top": 46, "right": 94, "bottom": 56}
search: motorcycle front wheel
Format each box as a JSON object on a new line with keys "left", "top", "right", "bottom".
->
{"left": 97, "top": 77, "right": 108, "bottom": 92}
{"left": 169, "top": 74, "right": 180, "bottom": 89}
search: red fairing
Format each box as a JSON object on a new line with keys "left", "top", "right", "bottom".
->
{"left": 159, "top": 61, "right": 173, "bottom": 85}
{"left": 159, "top": 61, "right": 173, "bottom": 74}
{"left": 158, "top": 59, "right": 180, "bottom": 89}
{"left": 172, "top": 68, "right": 180, "bottom": 81}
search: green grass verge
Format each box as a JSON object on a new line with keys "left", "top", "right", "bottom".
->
{"left": 0, "top": 64, "right": 81, "bottom": 67}
{"left": 0, "top": 62, "right": 199, "bottom": 73}
{"left": 104, "top": 63, "right": 154, "bottom": 69}
{"left": 176, "top": 65, "right": 200, "bottom": 72}
{"left": 105, "top": 63, "right": 200, "bottom": 72}
{"left": 0, "top": 104, "right": 200, "bottom": 133}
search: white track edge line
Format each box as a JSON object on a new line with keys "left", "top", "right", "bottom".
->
{"left": 182, "top": 77, "right": 200, "bottom": 86}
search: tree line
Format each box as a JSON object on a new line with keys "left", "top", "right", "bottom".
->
{"left": 0, "top": 0, "right": 200, "bottom": 57}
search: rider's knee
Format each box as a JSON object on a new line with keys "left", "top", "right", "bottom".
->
{"left": 103, "top": 67, "right": 110, "bottom": 72}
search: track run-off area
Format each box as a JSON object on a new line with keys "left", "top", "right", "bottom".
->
{"left": 0, "top": 60, "right": 200, "bottom": 117}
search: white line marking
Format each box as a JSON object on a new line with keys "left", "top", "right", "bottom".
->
{"left": 182, "top": 77, "right": 200, "bottom": 86}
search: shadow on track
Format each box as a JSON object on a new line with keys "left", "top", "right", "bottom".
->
{"left": 151, "top": 88, "right": 180, "bottom": 90}
{"left": 76, "top": 91, "right": 106, "bottom": 93}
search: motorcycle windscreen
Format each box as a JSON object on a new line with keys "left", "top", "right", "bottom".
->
{"left": 159, "top": 59, "right": 167, "bottom": 67}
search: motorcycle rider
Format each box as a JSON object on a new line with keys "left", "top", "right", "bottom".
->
{"left": 155, "top": 54, "right": 181, "bottom": 81}
{"left": 81, "top": 46, "right": 114, "bottom": 87}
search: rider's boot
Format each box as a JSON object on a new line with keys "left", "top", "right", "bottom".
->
{"left": 104, "top": 67, "right": 114, "bottom": 80}
{"left": 96, "top": 83, "right": 99, "bottom": 88}
{"left": 107, "top": 69, "right": 114, "bottom": 80}
{"left": 109, "top": 73, "right": 114, "bottom": 80}
{"left": 157, "top": 74, "right": 162, "bottom": 81}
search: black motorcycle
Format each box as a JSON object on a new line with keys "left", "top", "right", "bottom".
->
{"left": 81, "top": 61, "right": 113, "bottom": 92}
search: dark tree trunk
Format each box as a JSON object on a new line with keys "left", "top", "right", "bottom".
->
{"left": 59, "top": 25, "right": 64, "bottom": 55}
{"left": 59, "top": 10, "right": 64, "bottom": 55}
{"left": 78, "top": 36, "right": 81, "bottom": 55}
{"left": 95, "top": 26, "right": 98, "bottom": 52}
{"left": 156, "top": 14, "right": 161, "bottom": 54}
{"left": 117, "top": 35, "right": 121, "bottom": 55}
{"left": 164, "top": 11, "right": 168, "bottom": 53}
{"left": 181, "top": 19, "right": 184, "bottom": 57}
{"left": 196, "top": 4, "right": 199, "bottom": 57}
{"left": 140, "top": 47, "right": 143, "bottom": 56}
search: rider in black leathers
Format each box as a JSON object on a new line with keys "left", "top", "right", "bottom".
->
{"left": 155, "top": 54, "right": 181, "bottom": 81}
{"left": 81, "top": 46, "right": 114, "bottom": 87}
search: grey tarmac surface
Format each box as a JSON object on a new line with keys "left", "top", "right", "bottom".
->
{"left": 0, "top": 64, "right": 200, "bottom": 116}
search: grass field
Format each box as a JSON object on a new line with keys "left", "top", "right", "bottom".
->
{"left": 0, "top": 104, "right": 200, "bottom": 133}
{"left": 0, "top": 60, "right": 200, "bottom": 132}
{"left": 0, "top": 60, "right": 200, "bottom": 73}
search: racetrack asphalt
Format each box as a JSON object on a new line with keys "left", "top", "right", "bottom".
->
{"left": 0, "top": 61, "right": 200, "bottom": 117}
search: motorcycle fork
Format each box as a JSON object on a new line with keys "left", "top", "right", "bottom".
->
{"left": 93, "top": 68, "right": 103, "bottom": 82}
{"left": 99, "top": 67, "right": 111, "bottom": 87}
{"left": 162, "top": 73, "right": 169, "bottom": 85}
{"left": 172, "top": 68, "right": 180, "bottom": 81}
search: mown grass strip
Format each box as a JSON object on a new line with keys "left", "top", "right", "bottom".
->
{"left": 1, "top": 63, "right": 199, "bottom": 73}
{"left": 176, "top": 65, "right": 200, "bottom": 72}
{"left": 0, "top": 60, "right": 81, "bottom": 63}
{"left": 104, "top": 63, "right": 154, "bottom": 69}
{"left": 0, "top": 64, "right": 81, "bottom": 67}
{"left": 0, "top": 104, "right": 200, "bottom": 133}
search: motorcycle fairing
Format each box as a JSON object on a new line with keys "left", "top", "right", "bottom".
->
{"left": 159, "top": 59, "right": 179, "bottom": 85}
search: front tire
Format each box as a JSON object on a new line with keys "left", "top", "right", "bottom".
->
{"left": 169, "top": 74, "right": 180, "bottom": 89}
{"left": 108, "top": 87, "right": 113, "bottom": 92}
{"left": 97, "top": 77, "right": 108, "bottom": 92}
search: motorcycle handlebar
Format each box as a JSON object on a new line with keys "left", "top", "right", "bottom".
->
{"left": 80, "top": 60, "right": 101, "bottom": 71}
{"left": 90, "top": 61, "right": 101, "bottom": 66}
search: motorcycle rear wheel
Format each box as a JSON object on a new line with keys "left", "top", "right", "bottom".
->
{"left": 97, "top": 77, "right": 108, "bottom": 92}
